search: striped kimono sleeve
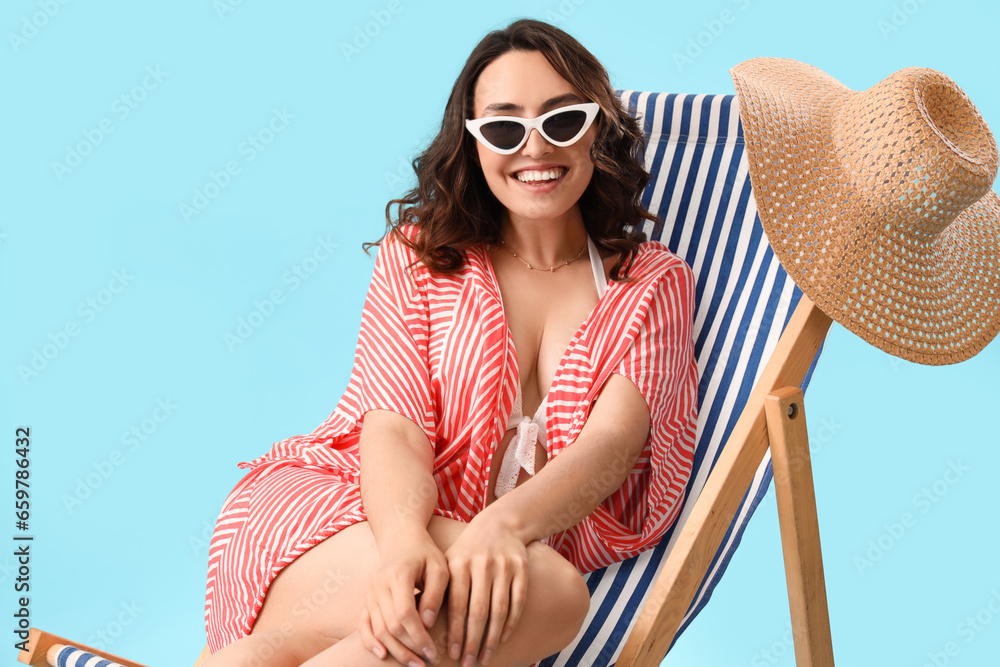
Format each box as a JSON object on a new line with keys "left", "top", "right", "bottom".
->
{"left": 345, "top": 227, "right": 437, "bottom": 445}
{"left": 590, "top": 259, "right": 699, "bottom": 560}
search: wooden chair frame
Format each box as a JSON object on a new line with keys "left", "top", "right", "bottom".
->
{"left": 618, "top": 294, "right": 834, "bottom": 666}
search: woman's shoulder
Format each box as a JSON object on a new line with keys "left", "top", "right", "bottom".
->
{"left": 624, "top": 240, "right": 693, "bottom": 283}
{"left": 369, "top": 224, "right": 438, "bottom": 300}
{"left": 385, "top": 223, "right": 490, "bottom": 277}
{"left": 378, "top": 222, "right": 420, "bottom": 255}
{"left": 374, "top": 223, "right": 427, "bottom": 273}
{"left": 608, "top": 241, "right": 696, "bottom": 324}
{"left": 376, "top": 224, "right": 478, "bottom": 295}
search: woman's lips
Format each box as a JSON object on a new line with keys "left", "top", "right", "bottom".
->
{"left": 510, "top": 166, "right": 568, "bottom": 193}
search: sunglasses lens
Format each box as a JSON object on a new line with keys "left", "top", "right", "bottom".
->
{"left": 479, "top": 120, "right": 527, "bottom": 151}
{"left": 542, "top": 109, "right": 589, "bottom": 142}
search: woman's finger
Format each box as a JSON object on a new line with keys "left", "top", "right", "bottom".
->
{"left": 418, "top": 556, "right": 449, "bottom": 629}
{"left": 500, "top": 558, "right": 529, "bottom": 643}
{"left": 390, "top": 571, "right": 436, "bottom": 662}
{"left": 461, "top": 558, "right": 492, "bottom": 667}
{"left": 446, "top": 558, "right": 471, "bottom": 661}
{"left": 371, "top": 594, "right": 428, "bottom": 667}
{"left": 479, "top": 561, "right": 513, "bottom": 665}
{"left": 357, "top": 606, "right": 387, "bottom": 660}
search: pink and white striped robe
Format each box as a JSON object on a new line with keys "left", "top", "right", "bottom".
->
{"left": 204, "top": 224, "right": 698, "bottom": 651}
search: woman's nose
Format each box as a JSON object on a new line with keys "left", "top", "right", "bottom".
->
{"left": 521, "top": 128, "right": 553, "bottom": 157}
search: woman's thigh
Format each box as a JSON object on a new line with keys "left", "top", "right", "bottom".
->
{"left": 251, "top": 520, "right": 380, "bottom": 640}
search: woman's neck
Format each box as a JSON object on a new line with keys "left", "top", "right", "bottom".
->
{"left": 499, "top": 206, "right": 589, "bottom": 268}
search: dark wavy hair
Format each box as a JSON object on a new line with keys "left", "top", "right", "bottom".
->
{"left": 367, "top": 18, "right": 658, "bottom": 280}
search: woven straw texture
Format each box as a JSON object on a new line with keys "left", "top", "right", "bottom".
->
{"left": 731, "top": 57, "right": 1000, "bottom": 365}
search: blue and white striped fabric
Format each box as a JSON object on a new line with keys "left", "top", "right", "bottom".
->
{"left": 52, "top": 644, "right": 125, "bottom": 667}
{"left": 542, "top": 92, "right": 824, "bottom": 665}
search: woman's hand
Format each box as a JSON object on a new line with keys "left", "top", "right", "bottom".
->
{"left": 359, "top": 524, "right": 449, "bottom": 666}
{"left": 444, "top": 514, "right": 530, "bottom": 666}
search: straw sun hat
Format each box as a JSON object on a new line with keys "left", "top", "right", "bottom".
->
{"left": 730, "top": 58, "right": 1000, "bottom": 365}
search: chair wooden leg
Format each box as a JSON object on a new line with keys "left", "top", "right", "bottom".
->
{"left": 765, "top": 386, "right": 835, "bottom": 667}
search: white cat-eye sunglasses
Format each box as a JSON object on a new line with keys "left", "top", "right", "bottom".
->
{"left": 465, "top": 102, "right": 600, "bottom": 155}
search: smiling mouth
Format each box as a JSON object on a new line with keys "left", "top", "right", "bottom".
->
{"left": 513, "top": 167, "right": 568, "bottom": 184}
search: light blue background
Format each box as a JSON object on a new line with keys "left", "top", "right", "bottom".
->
{"left": 2, "top": 1, "right": 998, "bottom": 665}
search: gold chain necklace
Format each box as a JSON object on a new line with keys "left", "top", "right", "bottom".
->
{"left": 497, "top": 238, "right": 588, "bottom": 272}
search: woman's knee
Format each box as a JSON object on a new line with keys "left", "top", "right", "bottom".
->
{"left": 527, "top": 543, "right": 591, "bottom": 641}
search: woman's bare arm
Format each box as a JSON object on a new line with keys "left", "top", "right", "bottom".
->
{"left": 360, "top": 409, "right": 437, "bottom": 545}
{"left": 358, "top": 409, "right": 449, "bottom": 665}
{"left": 480, "top": 372, "right": 652, "bottom": 545}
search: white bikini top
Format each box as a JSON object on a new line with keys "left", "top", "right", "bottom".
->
{"left": 494, "top": 236, "right": 608, "bottom": 498}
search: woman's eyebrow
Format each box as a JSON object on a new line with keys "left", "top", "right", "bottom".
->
{"left": 481, "top": 93, "right": 583, "bottom": 115}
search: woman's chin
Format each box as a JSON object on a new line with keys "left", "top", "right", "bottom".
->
{"left": 508, "top": 206, "right": 572, "bottom": 224}
{"left": 500, "top": 194, "right": 581, "bottom": 224}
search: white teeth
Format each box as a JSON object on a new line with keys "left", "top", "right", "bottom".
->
{"left": 515, "top": 168, "right": 566, "bottom": 183}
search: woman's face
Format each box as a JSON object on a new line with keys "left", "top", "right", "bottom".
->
{"left": 470, "top": 49, "right": 598, "bottom": 226}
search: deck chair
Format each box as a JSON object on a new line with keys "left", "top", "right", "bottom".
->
{"left": 20, "top": 89, "right": 833, "bottom": 667}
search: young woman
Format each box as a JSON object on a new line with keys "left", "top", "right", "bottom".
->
{"left": 203, "top": 18, "right": 698, "bottom": 667}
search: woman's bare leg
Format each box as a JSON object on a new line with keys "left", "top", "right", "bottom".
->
{"left": 202, "top": 521, "right": 378, "bottom": 667}
{"left": 200, "top": 630, "right": 336, "bottom": 667}
{"left": 204, "top": 517, "right": 590, "bottom": 666}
